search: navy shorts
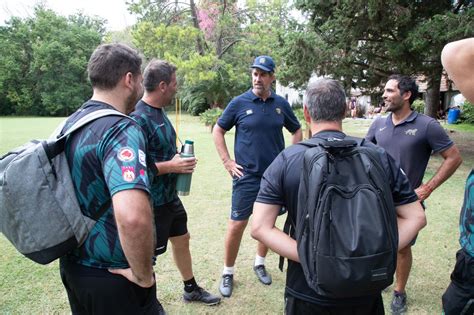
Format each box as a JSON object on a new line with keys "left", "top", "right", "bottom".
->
{"left": 231, "top": 174, "right": 261, "bottom": 221}
{"left": 153, "top": 198, "right": 188, "bottom": 256}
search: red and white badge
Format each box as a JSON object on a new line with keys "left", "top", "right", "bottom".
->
{"left": 117, "top": 147, "right": 135, "bottom": 162}
{"left": 122, "top": 166, "right": 136, "bottom": 182}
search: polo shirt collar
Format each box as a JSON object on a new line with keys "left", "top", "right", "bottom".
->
{"left": 248, "top": 88, "right": 275, "bottom": 102}
{"left": 312, "top": 130, "right": 346, "bottom": 140}
{"left": 387, "top": 110, "right": 418, "bottom": 127}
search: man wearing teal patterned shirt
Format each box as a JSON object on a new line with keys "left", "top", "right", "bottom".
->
{"left": 59, "top": 43, "right": 162, "bottom": 314}
{"left": 132, "top": 59, "right": 221, "bottom": 307}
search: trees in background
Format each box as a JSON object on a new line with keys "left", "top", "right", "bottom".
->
{"left": 1, "top": 1, "right": 473, "bottom": 118}
{"left": 279, "top": 0, "right": 474, "bottom": 117}
{"left": 0, "top": 7, "right": 104, "bottom": 116}
{"left": 130, "top": 0, "right": 294, "bottom": 114}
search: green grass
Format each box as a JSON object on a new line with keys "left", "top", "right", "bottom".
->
{"left": 1, "top": 115, "right": 473, "bottom": 314}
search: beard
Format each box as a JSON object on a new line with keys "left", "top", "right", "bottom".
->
{"left": 125, "top": 86, "right": 144, "bottom": 114}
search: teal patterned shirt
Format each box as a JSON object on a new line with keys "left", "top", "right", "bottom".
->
{"left": 131, "top": 100, "right": 178, "bottom": 207}
{"left": 63, "top": 101, "right": 150, "bottom": 269}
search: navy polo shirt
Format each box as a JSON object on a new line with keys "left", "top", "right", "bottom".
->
{"left": 256, "top": 130, "right": 418, "bottom": 306}
{"left": 366, "top": 111, "right": 453, "bottom": 189}
{"left": 217, "top": 89, "right": 301, "bottom": 176}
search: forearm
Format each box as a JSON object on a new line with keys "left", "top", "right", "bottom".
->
{"left": 113, "top": 191, "right": 154, "bottom": 281}
{"left": 251, "top": 202, "right": 299, "bottom": 262}
{"left": 212, "top": 126, "right": 231, "bottom": 163}
{"left": 291, "top": 128, "right": 303, "bottom": 144}
{"left": 155, "top": 160, "right": 174, "bottom": 175}
{"left": 424, "top": 147, "right": 462, "bottom": 192}
{"left": 253, "top": 226, "right": 299, "bottom": 262}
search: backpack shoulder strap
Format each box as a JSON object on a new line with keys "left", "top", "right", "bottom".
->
{"left": 58, "top": 109, "right": 129, "bottom": 140}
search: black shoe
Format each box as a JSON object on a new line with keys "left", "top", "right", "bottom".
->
{"left": 219, "top": 274, "right": 233, "bottom": 297}
{"left": 391, "top": 291, "right": 408, "bottom": 314}
{"left": 183, "top": 286, "right": 221, "bottom": 305}
{"left": 254, "top": 265, "right": 272, "bottom": 285}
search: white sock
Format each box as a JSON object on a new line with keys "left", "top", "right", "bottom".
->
{"left": 223, "top": 266, "right": 234, "bottom": 275}
{"left": 254, "top": 255, "right": 265, "bottom": 266}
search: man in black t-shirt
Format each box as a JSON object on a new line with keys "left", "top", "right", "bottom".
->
{"left": 251, "top": 78, "right": 427, "bottom": 314}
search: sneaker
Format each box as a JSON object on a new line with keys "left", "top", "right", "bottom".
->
{"left": 183, "top": 286, "right": 221, "bottom": 305}
{"left": 253, "top": 265, "right": 272, "bottom": 285}
{"left": 391, "top": 291, "right": 408, "bottom": 315}
{"left": 219, "top": 274, "right": 233, "bottom": 297}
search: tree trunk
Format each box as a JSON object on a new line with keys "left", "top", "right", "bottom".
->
{"left": 190, "top": 0, "right": 205, "bottom": 56}
{"left": 424, "top": 72, "right": 441, "bottom": 118}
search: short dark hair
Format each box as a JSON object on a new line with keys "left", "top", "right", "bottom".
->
{"left": 143, "top": 59, "right": 177, "bottom": 92}
{"left": 388, "top": 74, "right": 419, "bottom": 105}
{"left": 304, "top": 78, "right": 347, "bottom": 122}
{"left": 87, "top": 43, "right": 142, "bottom": 90}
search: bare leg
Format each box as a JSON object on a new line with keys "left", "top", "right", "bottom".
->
{"left": 169, "top": 233, "right": 193, "bottom": 281}
{"left": 224, "top": 219, "right": 248, "bottom": 267}
{"left": 394, "top": 246, "right": 413, "bottom": 293}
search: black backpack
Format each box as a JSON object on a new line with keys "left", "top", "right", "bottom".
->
{"left": 295, "top": 136, "right": 398, "bottom": 298}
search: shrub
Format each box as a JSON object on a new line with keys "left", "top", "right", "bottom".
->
{"left": 199, "top": 108, "right": 223, "bottom": 131}
{"left": 412, "top": 99, "right": 425, "bottom": 114}
{"left": 460, "top": 101, "right": 474, "bottom": 124}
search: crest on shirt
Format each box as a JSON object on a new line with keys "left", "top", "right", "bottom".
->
{"left": 138, "top": 150, "right": 146, "bottom": 167}
{"left": 405, "top": 129, "right": 418, "bottom": 136}
{"left": 117, "top": 147, "right": 135, "bottom": 162}
{"left": 246, "top": 109, "right": 253, "bottom": 115}
{"left": 276, "top": 107, "right": 281, "bottom": 114}
{"left": 122, "top": 166, "right": 136, "bottom": 182}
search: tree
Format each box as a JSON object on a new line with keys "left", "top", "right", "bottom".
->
{"left": 280, "top": 0, "right": 474, "bottom": 117}
{"left": 129, "top": 0, "right": 295, "bottom": 113}
{"left": 0, "top": 6, "right": 104, "bottom": 116}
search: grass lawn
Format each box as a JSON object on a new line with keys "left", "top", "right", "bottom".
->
{"left": 0, "top": 114, "right": 473, "bottom": 314}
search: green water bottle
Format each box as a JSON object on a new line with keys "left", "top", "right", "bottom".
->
{"left": 176, "top": 140, "right": 194, "bottom": 196}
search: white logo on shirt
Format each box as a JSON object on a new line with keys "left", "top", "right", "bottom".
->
{"left": 379, "top": 127, "right": 386, "bottom": 132}
{"left": 246, "top": 109, "right": 253, "bottom": 115}
{"left": 405, "top": 129, "right": 418, "bottom": 136}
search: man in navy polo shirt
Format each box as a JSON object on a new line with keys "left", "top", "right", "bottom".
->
{"left": 366, "top": 74, "right": 462, "bottom": 314}
{"left": 251, "top": 78, "right": 426, "bottom": 314}
{"left": 213, "top": 55, "right": 302, "bottom": 297}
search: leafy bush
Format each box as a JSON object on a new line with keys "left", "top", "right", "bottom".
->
{"left": 460, "top": 101, "right": 474, "bottom": 124}
{"left": 293, "top": 108, "right": 305, "bottom": 127}
{"left": 199, "top": 108, "right": 223, "bottom": 131}
{"left": 181, "top": 90, "right": 209, "bottom": 116}
{"left": 412, "top": 99, "right": 425, "bottom": 113}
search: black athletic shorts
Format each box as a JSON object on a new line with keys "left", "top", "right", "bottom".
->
{"left": 442, "top": 249, "right": 474, "bottom": 315}
{"left": 284, "top": 294, "right": 384, "bottom": 315}
{"left": 154, "top": 197, "right": 188, "bottom": 256}
{"left": 60, "top": 259, "right": 162, "bottom": 315}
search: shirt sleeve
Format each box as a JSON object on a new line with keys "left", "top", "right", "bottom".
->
{"left": 217, "top": 99, "right": 238, "bottom": 131}
{"left": 282, "top": 101, "right": 301, "bottom": 134}
{"left": 426, "top": 119, "right": 453, "bottom": 153}
{"left": 99, "top": 120, "right": 150, "bottom": 196}
{"left": 365, "top": 119, "right": 378, "bottom": 144}
{"left": 384, "top": 152, "right": 418, "bottom": 206}
{"left": 256, "top": 152, "right": 286, "bottom": 206}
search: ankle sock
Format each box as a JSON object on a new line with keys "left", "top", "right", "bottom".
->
{"left": 183, "top": 277, "right": 198, "bottom": 293}
{"left": 223, "top": 266, "right": 234, "bottom": 275}
{"left": 254, "top": 255, "right": 265, "bottom": 267}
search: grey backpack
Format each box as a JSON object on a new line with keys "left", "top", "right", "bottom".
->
{"left": 0, "top": 109, "right": 128, "bottom": 264}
